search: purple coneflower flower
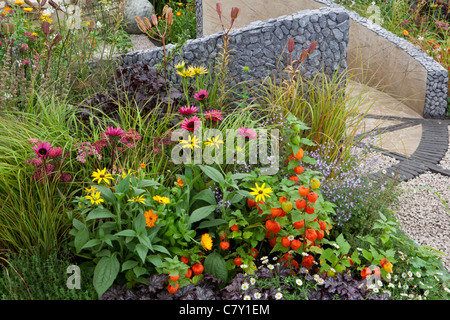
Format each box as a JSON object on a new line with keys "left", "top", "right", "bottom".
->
{"left": 181, "top": 116, "right": 202, "bottom": 132}
{"left": 32, "top": 140, "right": 52, "bottom": 159}
{"left": 237, "top": 127, "right": 257, "bottom": 139}
{"left": 48, "top": 146, "right": 63, "bottom": 158}
{"left": 179, "top": 105, "right": 198, "bottom": 115}
{"left": 105, "top": 126, "right": 124, "bottom": 138}
{"left": 204, "top": 109, "right": 223, "bottom": 122}
{"left": 194, "top": 89, "right": 209, "bottom": 101}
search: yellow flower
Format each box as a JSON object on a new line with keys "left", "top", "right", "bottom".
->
{"left": 176, "top": 11, "right": 182, "bottom": 16}
{"left": 140, "top": 163, "right": 146, "bottom": 169}
{"left": 180, "top": 135, "right": 201, "bottom": 150}
{"left": 249, "top": 182, "right": 273, "bottom": 203}
{"left": 23, "top": 7, "right": 33, "bottom": 12}
{"left": 188, "top": 65, "right": 208, "bottom": 76}
{"left": 91, "top": 168, "right": 114, "bottom": 185}
{"left": 121, "top": 169, "right": 135, "bottom": 179}
{"left": 177, "top": 68, "right": 194, "bottom": 78}
{"left": 31, "top": 32, "right": 38, "bottom": 37}
{"left": 85, "top": 192, "right": 104, "bottom": 205}
{"left": 174, "top": 61, "right": 186, "bottom": 71}
{"left": 178, "top": 2, "right": 183, "bottom": 6}
{"left": 204, "top": 137, "right": 224, "bottom": 149}
{"left": 128, "top": 195, "right": 146, "bottom": 204}
{"left": 383, "top": 262, "right": 393, "bottom": 273}
{"left": 85, "top": 186, "right": 98, "bottom": 194}
{"left": 144, "top": 210, "right": 158, "bottom": 228}
{"left": 153, "top": 195, "right": 170, "bottom": 204}
{"left": 14, "top": 1, "right": 24, "bottom": 5}
{"left": 402, "top": 30, "right": 409, "bottom": 36}
{"left": 201, "top": 233, "right": 213, "bottom": 251}
{"left": 176, "top": 177, "right": 184, "bottom": 187}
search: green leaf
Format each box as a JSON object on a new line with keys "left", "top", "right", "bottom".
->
{"left": 188, "top": 205, "right": 217, "bottom": 225}
{"left": 137, "top": 179, "right": 161, "bottom": 188}
{"left": 86, "top": 208, "right": 116, "bottom": 221}
{"left": 229, "top": 192, "right": 244, "bottom": 204}
{"left": 147, "top": 254, "right": 162, "bottom": 267}
{"left": 198, "top": 165, "right": 225, "bottom": 186}
{"left": 115, "top": 229, "right": 137, "bottom": 237}
{"left": 133, "top": 266, "right": 148, "bottom": 278}
{"left": 72, "top": 218, "right": 85, "bottom": 231}
{"left": 153, "top": 245, "right": 171, "bottom": 256}
{"left": 135, "top": 243, "right": 148, "bottom": 263}
{"left": 203, "top": 251, "right": 228, "bottom": 283}
{"left": 74, "top": 227, "right": 90, "bottom": 253}
{"left": 134, "top": 213, "right": 146, "bottom": 233}
{"left": 122, "top": 260, "right": 139, "bottom": 271}
{"left": 116, "top": 175, "right": 131, "bottom": 194}
{"left": 198, "top": 219, "right": 228, "bottom": 229}
{"left": 93, "top": 255, "right": 120, "bottom": 297}
{"left": 300, "top": 156, "right": 317, "bottom": 164}
{"left": 81, "top": 239, "right": 102, "bottom": 250}
{"left": 192, "top": 189, "right": 217, "bottom": 206}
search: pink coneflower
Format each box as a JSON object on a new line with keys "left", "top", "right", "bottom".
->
{"left": 32, "top": 140, "right": 52, "bottom": 159}
{"left": 204, "top": 109, "right": 223, "bottom": 121}
{"left": 194, "top": 89, "right": 209, "bottom": 101}
{"left": 105, "top": 126, "right": 124, "bottom": 138}
{"left": 179, "top": 105, "right": 198, "bottom": 115}
{"left": 48, "top": 146, "right": 63, "bottom": 158}
{"left": 237, "top": 127, "right": 257, "bottom": 139}
{"left": 181, "top": 115, "right": 202, "bottom": 132}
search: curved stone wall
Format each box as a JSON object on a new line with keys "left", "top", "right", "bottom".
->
{"left": 197, "top": 0, "right": 448, "bottom": 118}
{"left": 121, "top": 7, "right": 349, "bottom": 87}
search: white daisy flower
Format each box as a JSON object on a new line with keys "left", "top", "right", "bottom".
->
{"left": 243, "top": 295, "right": 251, "bottom": 300}
{"left": 274, "top": 292, "right": 283, "bottom": 300}
{"left": 314, "top": 274, "right": 320, "bottom": 281}
{"left": 296, "top": 279, "right": 303, "bottom": 286}
{"left": 250, "top": 278, "right": 256, "bottom": 285}
{"left": 444, "top": 287, "right": 450, "bottom": 293}
{"left": 402, "top": 272, "right": 407, "bottom": 278}
{"left": 317, "top": 278, "right": 324, "bottom": 285}
{"left": 241, "top": 282, "right": 249, "bottom": 290}
{"left": 416, "top": 272, "right": 421, "bottom": 278}
{"left": 388, "top": 283, "right": 395, "bottom": 288}
{"left": 407, "top": 271, "right": 413, "bottom": 278}
{"left": 288, "top": 235, "right": 295, "bottom": 241}
{"left": 424, "top": 290, "right": 429, "bottom": 296}
{"left": 241, "top": 264, "right": 248, "bottom": 269}
{"left": 254, "top": 292, "right": 261, "bottom": 299}
{"left": 267, "top": 264, "right": 274, "bottom": 270}
{"left": 373, "top": 288, "right": 379, "bottom": 293}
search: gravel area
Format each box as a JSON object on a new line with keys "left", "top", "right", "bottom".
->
{"left": 391, "top": 171, "right": 450, "bottom": 271}
{"left": 352, "top": 146, "right": 400, "bottom": 174}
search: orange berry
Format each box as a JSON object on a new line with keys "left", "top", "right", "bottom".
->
{"left": 269, "top": 237, "right": 277, "bottom": 247}
{"left": 295, "top": 199, "right": 307, "bottom": 210}
{"left": 192, "top": 263, "right": 204, "bottom": 275}
{"left": 167, "top": 283, "right": 179, "bottom": 294}
{"left": 271, "top": 207, "right": 283, "bottom": 217}
{"left": 306, "top": 205, "right": 315, "bottom": 214}
{"left": 289, "top": 176, "right": 299, "bottom": 183}
{"left": 281, "top": 236, "right": 291, "bottom": 248}
{"left": 293, "top": 220, "right": 305, "bottom": 229}
{"left": 169, "top": 273, "right": 179, "bottom": 282}
{"left": 247, "top": 198, "right": 257, "bottom": 208}
{"left": 180, "top": 256, "right": 189, "bottom": 264}
{"left": 293, "top": 148, "right": 304, "bottom": 160}
{"left": 249, "top": 248, "right": 258, "bottom": 258}
{"left": 307, "top": 192, "right": 318, "bottom": 203}
{"left": 230, "top": 224, "right": 239, "bottom": 232}
{"left": 316, "top": 229, "right": 324, "bottom": 240}
{"left": 298, "top": 186, "right": 310, "bottom": 197}
{"left": 305, "top": 229, "right": 317, "bottom": 242}
{"left": 294, "top": 166, "right": 304, "bottom": 175}
{"left": 279, "top": 196, "right": 287, "bottom": 203}
{"left": 319, "top": 221, "right": 327, "bottom": 230}
{"left": 291, "top": 239, "right": 302, "bottom": 250}
{"left": 220, "top": 241, "right": 230, "bottom": 250}
{"left": 185, "top": 268, "right": 192, "bottom": 278}
{"left": 234, "top": 257, "right": 242, "bottom": 267}
{"left": 360, "top": 267, "right": 372, "bottom": 279}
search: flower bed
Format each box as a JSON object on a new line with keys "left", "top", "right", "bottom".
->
{"left": 0, "top": 1, "right": 449, "bottom": 303}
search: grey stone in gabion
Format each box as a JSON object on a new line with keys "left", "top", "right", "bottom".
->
{"left": 124, "top": 0, "right": 155, "bottom": 34}
{"left": 332, "top": 28, "right": 344, "bottom": 41}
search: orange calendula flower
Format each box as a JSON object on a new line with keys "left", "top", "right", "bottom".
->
{"left": 402, "top": 30, "right": 409, "bottom": 36}
{"left": 176, "top": 11, "right": 182, "bottom": 16}
{"left": 201, "top": 233, "right": 213, "bottom": 250}
{"left": 153, "top": 195, "right": 170, "bottom": 204}
{"left": 23, "top": 7, "right": 33, "bottom": 12}
{"left": 140, "top": 163, "right": 146, "bottom": 169}
{"left": 144, "top": 210, "right": 158, "bottom": 228}
{"left": 177, "top": 177, "right": 184, "bottom": 187}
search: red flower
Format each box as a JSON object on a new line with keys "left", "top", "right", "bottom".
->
{"left": 180, "top": 115, "right": 202, "bottom": 132}
{"left": 179, "top": 105, "right": 198, "bottom": 114}
{"left": 360, "top": 267, "right": 372, "bottom": 279}
{"left": 302, "top": 254, "right": 314, "bottom": 268}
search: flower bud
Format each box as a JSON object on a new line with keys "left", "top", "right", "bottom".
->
{"left": 52, "top": 33, "right": 62, "bottom": 46}
{"left": 151, "top": 14, "right": 158, "bottom": 27}
{"left": 299, "top": 49, "right": 308, "bottom": 62}
{"left": 19, "top": 43, "right": 30, "bottom": 51}
{"left": 166, "top": 8, "right": 173, "bottom": 25}
{"left": 42, "top": 21, "right": 50, "bottom": 34}
{"left": 230, "top": 7, "right": 240, "bottom": 21}
{"left": 40, "top": 0, "right": 47, "bottom": 6}
{"left": 307, "top": 41, "right": 318, "bottom": 54}
{"left": 288, "top": 38, "right": 295, "bottom": 53}
{"left": 216, "top": 3, "right": 222, "bottom": 16}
